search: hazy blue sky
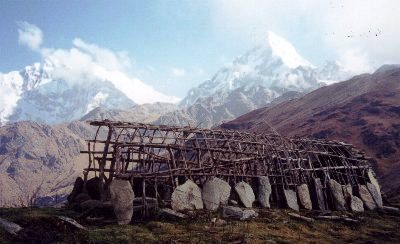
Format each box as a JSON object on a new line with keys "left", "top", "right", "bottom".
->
{"left": 1, "top": 0, "right": 399, "bottom": 97}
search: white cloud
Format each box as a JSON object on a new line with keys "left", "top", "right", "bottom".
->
{"left": 18, "top": 22, "right": 180, "bottom": 104}
{"left": 338, "top": 48, "right": 372, "bottom": 74}
{"left": 17, "top": 21, "right": 43, "bottom": 50}
{"left": 171, "top": 67, "right": 186, "bottom": 77}
{"left": 208, "top": 0, "right": 400, "bottom": 73}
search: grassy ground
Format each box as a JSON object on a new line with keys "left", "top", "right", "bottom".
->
{"left": 0, "top": 207, "right": 399, "bottom": 243}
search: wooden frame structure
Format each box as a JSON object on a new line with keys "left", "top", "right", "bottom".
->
{"left": 81, "top": 120, "right": 372, "bottom": 206}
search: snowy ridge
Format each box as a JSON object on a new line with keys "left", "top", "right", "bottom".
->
{"left": 180, "top": 32, "right": 351, "bottom": 108}
{"left": 0, "top": 59, "right": 179, "bottom": 125}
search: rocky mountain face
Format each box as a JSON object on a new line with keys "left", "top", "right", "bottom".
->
{"left": 220, "top": 65, "right": 400, "bottom": 199}
{"left": 158, "top": 32, "right": 351, "bottom": 128}
{"left": 0, "top": 121, "right": 95, "bottom": 207}
{"left": 80, "top": 102, "right": 178, "bottom": 124}
{"left": 157, "top": 88, "right": 304, "bottom": 128}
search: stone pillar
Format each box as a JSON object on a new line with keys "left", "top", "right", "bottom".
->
{"left": 367, "top": 182, "right": 383, "bottom": 208}
{"left": 110, "top": 179, "right": 135, "bottom": 225}
{"left": 358, "top": 184, "right": 377, "bottom": 210}
{"left": 284, "top": 189, "right": 299, "bottom": 211}
{"left": 234, "top": 181, "right": 255, "bottom": 208}
{"left": 257, "top": 176, "right": 272, "bottom": 208}
{"left": 297, "top": 184, "right": 312, "bottom": 210}
{"left": 202, "top": 177, "right": 231, "bottom": 211}
{"left": 328, "top": 179, "right": 346, "bottom": 211}
{"left": 171, "top": 179, "right": 203, "bottom": 211}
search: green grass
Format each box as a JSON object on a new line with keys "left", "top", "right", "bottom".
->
{"left": 0, "top": 207, "right": 399, "bottom": 243}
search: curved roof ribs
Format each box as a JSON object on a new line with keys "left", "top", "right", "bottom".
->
{"left": 81, "top": 120, "right": 371, "bottom": 198}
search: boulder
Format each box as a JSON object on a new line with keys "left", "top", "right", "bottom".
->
{"left": 328, "top": 179, "right": 346, "bottom": 210}
{"left": 242, "top": 209, "right": 259, "bottom": 220}
{"left": 257, "top": 176, "right": 272, "bottom": 208}
{"left": 297, "top": 184, "right": 312, "bottom": 210}
{"left": 0, "top": 217, "right": 23, "bottom": 235}
{"left": 234, "top": 181, "right": 255, "bottom": 208}
{"left": 312, "top": 178, "right": 327, "bottom": 210}
{"left": 109, "top": 179, "right": 135, "bottom": 225}
{"left": 349, "top": 196, "right": 364, "bottom": 212}
{"left": 85, "top": 177, "right": 101, "bottom": 200}
{"left": 367, "top": 182, "right": 383, "bottom": 208}
{"left": 202, "top": 177, "right": 231, "bottom": 211}
{"left": 67, "top": 177, "right": 84, "bottom": 204}
{"left": 159, "top": 208, "right": 188, "bottom": 219}
{"left": 358, "top": 185, "right": 377, "bottom": 210}
{"left": 222, "top": 206, "right": 258, "bottom": 220}
{"left": 284, "top": 189, "right": 299, "bottom": 211}
{"left": 171, "top": 179, "right": 203, "bottom": 211}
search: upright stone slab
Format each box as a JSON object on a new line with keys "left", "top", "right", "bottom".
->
{"left": 284, "top": 189, "right": 299, "bottom": 211}
{"left": 312, "top": 178, "right": 327, "bottom": 210}
{"left": 367, "top": 169, "right": 381, "bottom": 196}
{"left": 234, "top": 181, "right": 255, "bottom": 208}
{"left": 367, "top": 182, "right": 383, "bottom": 208}
{"left": 297, "top": 184, "right": 312, "bottom": 210}
{"left": 171, "top": 179, "right": 203, "bottom": 211}
{"left": 109, "top": 179, "right": 135, "bottom": 225}
{"left": 257, "top": 176, "right": 272, "bottom": 208}
{"left": 350, "top": 195, "right": 364, "bottom": 212}
{"left": 202, "top": 177, "right": 231, "bottom": 211}
{"left": 328, "top": 179, "right": 346, "bottom": 211}
{"left": 358, "top": 185, "right": 376, "bottom": 210}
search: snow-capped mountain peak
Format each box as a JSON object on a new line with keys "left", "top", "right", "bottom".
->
{"left": 265, "top": 31, "right": 313, "bottom": 69}
{"left": 0, "top": 59, "right": 180, "bottom": 125}
{"left": 180, "top": 31, "right": 320, "bottom": 107}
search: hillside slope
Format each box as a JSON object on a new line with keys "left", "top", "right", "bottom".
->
{"left": 221, "top": 65, "right": 400, "bottom": 197}
{"left": 0, "top": 121, "right": 94, "bottom": 207}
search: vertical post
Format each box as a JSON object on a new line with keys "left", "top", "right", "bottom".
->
{"left": 142, "top": 179, "right": 147, "bottom": 218}
{"left": 100, "top": 126, "right": 113, "bottom": 199}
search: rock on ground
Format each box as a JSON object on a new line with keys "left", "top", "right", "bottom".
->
{"left": 202, "top": 177, "right": 231, "bottom": 211}
{"left": 0, "top": 217, "right": 22, "bottom": 235}
{"left": 234, "top": 181, "right": 255, "bottom": 208}
{"left": 257, "top": 176, "right": 272, "bottom": 208}
{"left": 284, "top": 189, "right": 299, "bottom": 211}
{"left": 367, "top": 182, "right": 383, "bottom": 208}
{"left": 349, "top": 195, "right": 364, "bottom": 212}
{"left": 328, "top": 179, "right": 346, "bottom": 211}
{"left": 358, "top": 185, "right": 377, "bottom": 210}
{"left": 159, "top": 208, "right": 188, "bottom": 219}
{"left": 171, "top": 179, "right": 203, "bottom": 211}
{"left": 222, "top": 206, "right": 258, "bottom": 220}
{"left": 109, "top": 179, "right": 135, "bottom": 225}
{"left": 297, "top": 184, "right": 312, "bottom": 210}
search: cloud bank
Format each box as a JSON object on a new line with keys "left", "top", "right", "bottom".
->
{"left": 17, "top": 22, "right": 180, "bottom": 104}
{"left": 209, "top": 0, "right": 400, "bottom": 73}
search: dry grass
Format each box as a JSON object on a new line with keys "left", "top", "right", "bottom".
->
{"left": 0, "top": 207, "right": 399, "bottom": 243}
